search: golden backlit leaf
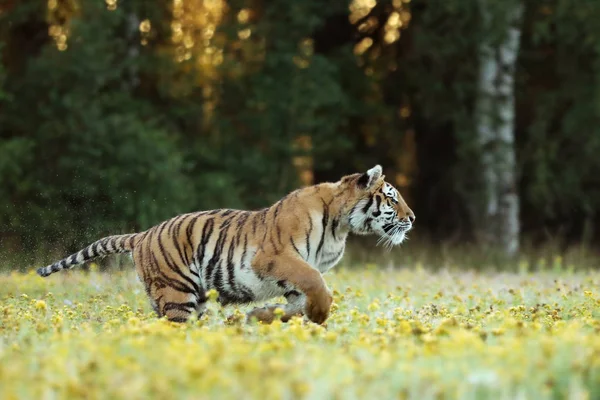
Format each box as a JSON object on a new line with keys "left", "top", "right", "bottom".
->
{"left": 139, "top": 19, "right": 151, "bottom": 33}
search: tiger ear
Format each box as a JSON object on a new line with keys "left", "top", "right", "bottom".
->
{"left": 357, "top": 165, "right": 382, "bottom": 189}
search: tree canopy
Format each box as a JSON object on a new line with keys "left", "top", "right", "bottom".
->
{"left": 1, "top": 0, "right": 600, "bottom": 263}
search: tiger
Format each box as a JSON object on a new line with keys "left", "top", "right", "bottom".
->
{"left": 37, "top": 165, "right": 415, "bottom": 325}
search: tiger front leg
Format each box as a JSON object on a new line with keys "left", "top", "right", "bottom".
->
{"left": 251, "top": 253, "right": 333, "bottom": 325}
{"left": 246, "top": 290, "right": 306, "bottom": 324}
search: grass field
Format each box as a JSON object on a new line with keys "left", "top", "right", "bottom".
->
{"left": 1, "top": 262, "right": 600, "bottom": 399}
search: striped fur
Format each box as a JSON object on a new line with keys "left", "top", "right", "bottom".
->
{"left": 37, "top": 234, "right": 139, "bottom": 277}
{"left": 37, "top": 165, "right": 415, "bottom": 325}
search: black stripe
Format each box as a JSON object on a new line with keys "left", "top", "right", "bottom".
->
{"left": 362, "top": 195, "right": 374, "bottom": 213}
{"left": 157, "top": 217, "right": 178, "bottom": 255}
{"left": 156, "top": 236, "right": 201, "bottom": 295}
{"left": 197, "top": 291, "right": 208, "bottom": 303}
{"left": 112, "top": 237, "right": 121, "bottom": 252}
{"left": 305, "top": 213, "right": 313, "bottom": 257}
{"left": 284, "top": 290, "right": 301, "bottom": 298}
{"left": 68, "top": 254, "right": 77, "bottom": 265}
{"left": 269, "top": 234, "right": 279, "bottom": 253}
{"left": 162, "top": 241, "right": 200, "bottom": 294}
{"left": 383, "top": 223, "right": 395, "bottom": 234}
{"left": 252, "top": 212, "right": 259, "bottom": 235}
{"left": 146, "top": 229, "right": 159, "bottom": 275}
{"left": 290, "top": 238, "right": 302, "bottom": 256}
{"left": 168, "top": 317, "right": 188, "bottom": 323}
{"left": 226, "top": 236, "right": 237, "bottom": 294}
{"left": 154, "top": 219, "right": 200, "bottom": 294}
{"left": 260, "top": 209, "right": 267, "bottom": 225}
{"left": 240, "top": 283, "right": 255, "bottom": 301}
{"left": 91, "top": 241, "right": 101, "bottom": 256}
{"left": 138, "top": 230, "right": 151, "bottom": 273}
{"left": 83, "top": 246, "right": 92, "bottom": 259}
{"left": 151, "top": 254, "right": 197, "bottom": 295}
{"left": 138, "top": 230, "right": 151, "bottom": 283}
{"left": 237, "top": 286, "right": 255, "bottom": 303}
{"left": 213, "top": 261, "right": 224, "bottom": 293}
{"left": 155, "top": 273, "right": 197, "bottom": 295}
{"left": 276, "top": 225, "right": 283, "bottom": 247}
{"left": 266, "top": 261, "right": 275, "bottom": 273}
{"left": 276, "top": 280, "right": 287, "bottom": 289}
{"left": 221, "top": 212, "right": 239, "bottom": 228}
{"left": 331, "top": 217, "right": 339, "bottom": 240}
{"left": 240, "top": 234, "right": 248, "bottom": 269}
{"left": 185, "top": 215, "right": 199, "bottom": 264}
{"left": 163, "top": 302, "right": 197, "bottom": 312}
{"left": 259, "top": 209, "right": 269, "bottom": 249}
{"left": 237, "top": 211, "right": 251, "bottom": 230}
{"left": 114, "top": 236, "right": 123, "bottom": 251}
{"left": 316, "top": 200, "right": 330, "bottom": 256}
{"left": 206, "top": 218, "right": 232, "bottom": 288}
{"left": 219, "top": 238, "right": 255, "bottom": 304}
{"left": 115, "top": 236, "right": 125, "bottom": 251}
{"left": 103, "top": 237, "right": 113, "bottom": 252}
{"left": 357, "top": 172, "right": 369, "bottom": 187}
{"left": 171, "top": 215, "right": 189, "bottom": 267}
{"left": 274, "top": 200, "right": 284, "bottom": 218}
{"left": 372, "top": 195, "right": 382, "bottom": 217}
{"left": 234, "top": 212, "right": 250, "bottom": 248}
{"left": 117, "top": 236, "right": 127, "bottom": 251}
{"left": 208, "top": 209, "right": 222, "bottom": 215}
{"left": 218, "top": 287, "right": 254, "bottom": 306}
{"left": 158, "top": 219, "right": 175, "bottom": 241}
{"left": 196, "top": 218, "right": 215, "bottom": 270}
{"left": 128, "top": 234, "right": 136, "bottom": 249}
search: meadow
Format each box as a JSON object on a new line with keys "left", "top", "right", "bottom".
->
{"left": 1, "top": 261, "right": 600, "bottom": 400}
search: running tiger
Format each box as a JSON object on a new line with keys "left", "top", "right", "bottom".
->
{"left": 37, "top": 165, "right": 415, "bottom": 324}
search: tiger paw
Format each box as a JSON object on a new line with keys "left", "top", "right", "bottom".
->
{"left": 246, "top": 304, "right": 286, "bottom": 324}
{"left": 246, "top": 307, "right": 275, "bottom": 324}
{"left": 305, "top": 290, "right": 333, "bottom": 325}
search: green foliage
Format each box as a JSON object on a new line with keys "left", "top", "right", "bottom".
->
{"left": 0, "top": 0, "right": 192, "bottom": 255}
{"left": 211, "top": 0, "right": 353, "bottom": 207}
{"left": 0, "top": 45, "right": 8, "bottom": 103}
{"left": 2, "top": 0, "right": 600, "bottom": 260}
{"left": 519, "top": 0, "right": 600, "bottom": 235}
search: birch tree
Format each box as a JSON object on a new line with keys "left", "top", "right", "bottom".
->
{"left": 474, "top": 0, "right": 524, "bottom": 256}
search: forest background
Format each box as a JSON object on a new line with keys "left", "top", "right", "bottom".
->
{"left": 1, "top": 0, "right": 599, "bottom": 270}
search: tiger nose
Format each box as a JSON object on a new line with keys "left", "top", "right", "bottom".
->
{"left": 406, "top": 214, "right": 415, "bottom": 224}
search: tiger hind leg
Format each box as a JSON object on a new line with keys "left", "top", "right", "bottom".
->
{"left": 150, "top": 285, "right": 207, "bottom": 323}
{"left": 133, "top": 251, "right": 205, "bottom": 323}
{"left": 159, "top": 291, "right": 199, "bottom": 322}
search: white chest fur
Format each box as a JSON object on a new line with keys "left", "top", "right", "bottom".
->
{"left": 315, "top": 235, "right": 346, "bottom": 273}
{"left": 316, "top": 240, "right": 346, "bottom": 273}
{"left": 302, "top": 210, "right": 349, "bottom": 273}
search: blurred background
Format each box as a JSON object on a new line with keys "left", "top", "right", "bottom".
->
{"left": 1, "top": 0, "right": 600, "bottom": 270}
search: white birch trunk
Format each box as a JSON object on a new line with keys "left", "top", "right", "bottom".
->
{"left": 475, "top": 1, "right": 523, "bottom": 256}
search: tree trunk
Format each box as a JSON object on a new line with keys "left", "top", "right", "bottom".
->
{"left": 474, "top": 0, "right": 523, "bottom": 256}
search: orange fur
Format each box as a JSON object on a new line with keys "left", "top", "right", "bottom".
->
{"left": 37, "top": 166, "right": 414, "bottom": 325}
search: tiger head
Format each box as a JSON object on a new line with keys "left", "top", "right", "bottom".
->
{"left": 341, "top": 165, "right": 415, "bottom": 247}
